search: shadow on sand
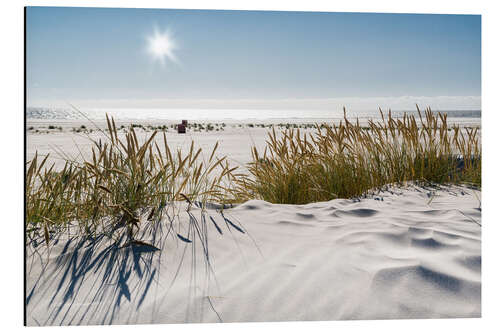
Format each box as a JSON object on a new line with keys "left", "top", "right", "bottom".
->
{"left": 25, "top": 208, "right": 245, "bottom": 326}
{"left": 26, "top": 218, "right": 168, "bottom": 326}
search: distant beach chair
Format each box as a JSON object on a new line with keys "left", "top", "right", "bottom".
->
{"left": 177, "top": 123, "right": 186, "bottom": 134}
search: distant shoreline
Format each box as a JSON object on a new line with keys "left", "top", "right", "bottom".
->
{"left": 26, "top": 107, "right": 482, "bottom": 122}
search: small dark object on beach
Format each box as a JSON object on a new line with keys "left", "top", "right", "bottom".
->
{"left": 177, "top": 124, "right": 186, "bottom": 134}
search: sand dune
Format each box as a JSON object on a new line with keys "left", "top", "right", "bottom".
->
{"left": 25, "top": 184, "right": 481, "bottom": 326}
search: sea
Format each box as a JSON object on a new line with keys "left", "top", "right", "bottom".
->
{"left": 26, "top": 107, "right": 481, "bottom": 123}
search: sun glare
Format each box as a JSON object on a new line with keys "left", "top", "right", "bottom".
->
{"left": 146, "top": 27, "right": 178, "bottom": 66}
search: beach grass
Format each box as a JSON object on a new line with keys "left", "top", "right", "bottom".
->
{"left": 26, "top": 114, "right": 238, "bottom": 244}
{"left": 26, "top": 106, "right": 481, "bottom": 243}
{"left": 232, "top": 106, "right": 481, "bottom": 204}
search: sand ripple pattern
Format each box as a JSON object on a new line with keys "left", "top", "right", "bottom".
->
{"left": 26, "top": 185, "right": 481, "bottom": 325}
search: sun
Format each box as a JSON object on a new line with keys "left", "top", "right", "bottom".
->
{"left": 146, "top": 27, "right": 178, "bottom": 66}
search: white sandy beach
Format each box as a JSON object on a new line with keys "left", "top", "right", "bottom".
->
{"left": 25, "top": 117, "right": 482, "bottom": 325}
{"left": 26, "top": 121, "right": 272, "bottom": 170}
{"left": 26, "top": 117, "right": 481, "bottom": 170}
{"left": 25, "top": 184, "right": 481, "bottom": 326}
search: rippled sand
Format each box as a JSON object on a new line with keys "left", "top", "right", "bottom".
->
{"left": 26, "top": 184, "right": 481, "bottom": 326}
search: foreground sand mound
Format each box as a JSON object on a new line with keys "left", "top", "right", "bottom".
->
{"left": 26, "top": 185, "right": 481, "bottom": 326}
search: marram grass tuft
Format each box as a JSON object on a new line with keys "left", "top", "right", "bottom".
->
{"left": 231, "top": 106, "right": 480, "bottom": 204}
{"left": 26, "top": 114, "right": 238, "bottom": 244}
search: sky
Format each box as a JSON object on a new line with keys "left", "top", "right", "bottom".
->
{"left": 26, "top": 7, "right": 481, "bottom": 110}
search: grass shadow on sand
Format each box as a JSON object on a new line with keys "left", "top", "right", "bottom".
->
{"left": 26, "top": 220, "right": 164, "bottom": 325}
{"left": 26, "top": 206, "right": 250, "bottom": 326}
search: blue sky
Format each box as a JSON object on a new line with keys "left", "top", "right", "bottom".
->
{"left": 26, "top": 7, "right": 481, "bottom": 110}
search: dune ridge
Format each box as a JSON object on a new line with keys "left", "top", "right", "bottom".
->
{"left": 26, "top": 185, "right": 481, "bottom": 326}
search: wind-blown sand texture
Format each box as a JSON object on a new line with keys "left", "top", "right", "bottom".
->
{"left": 26, "top": 184, "right": 481, "bottom": 326}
